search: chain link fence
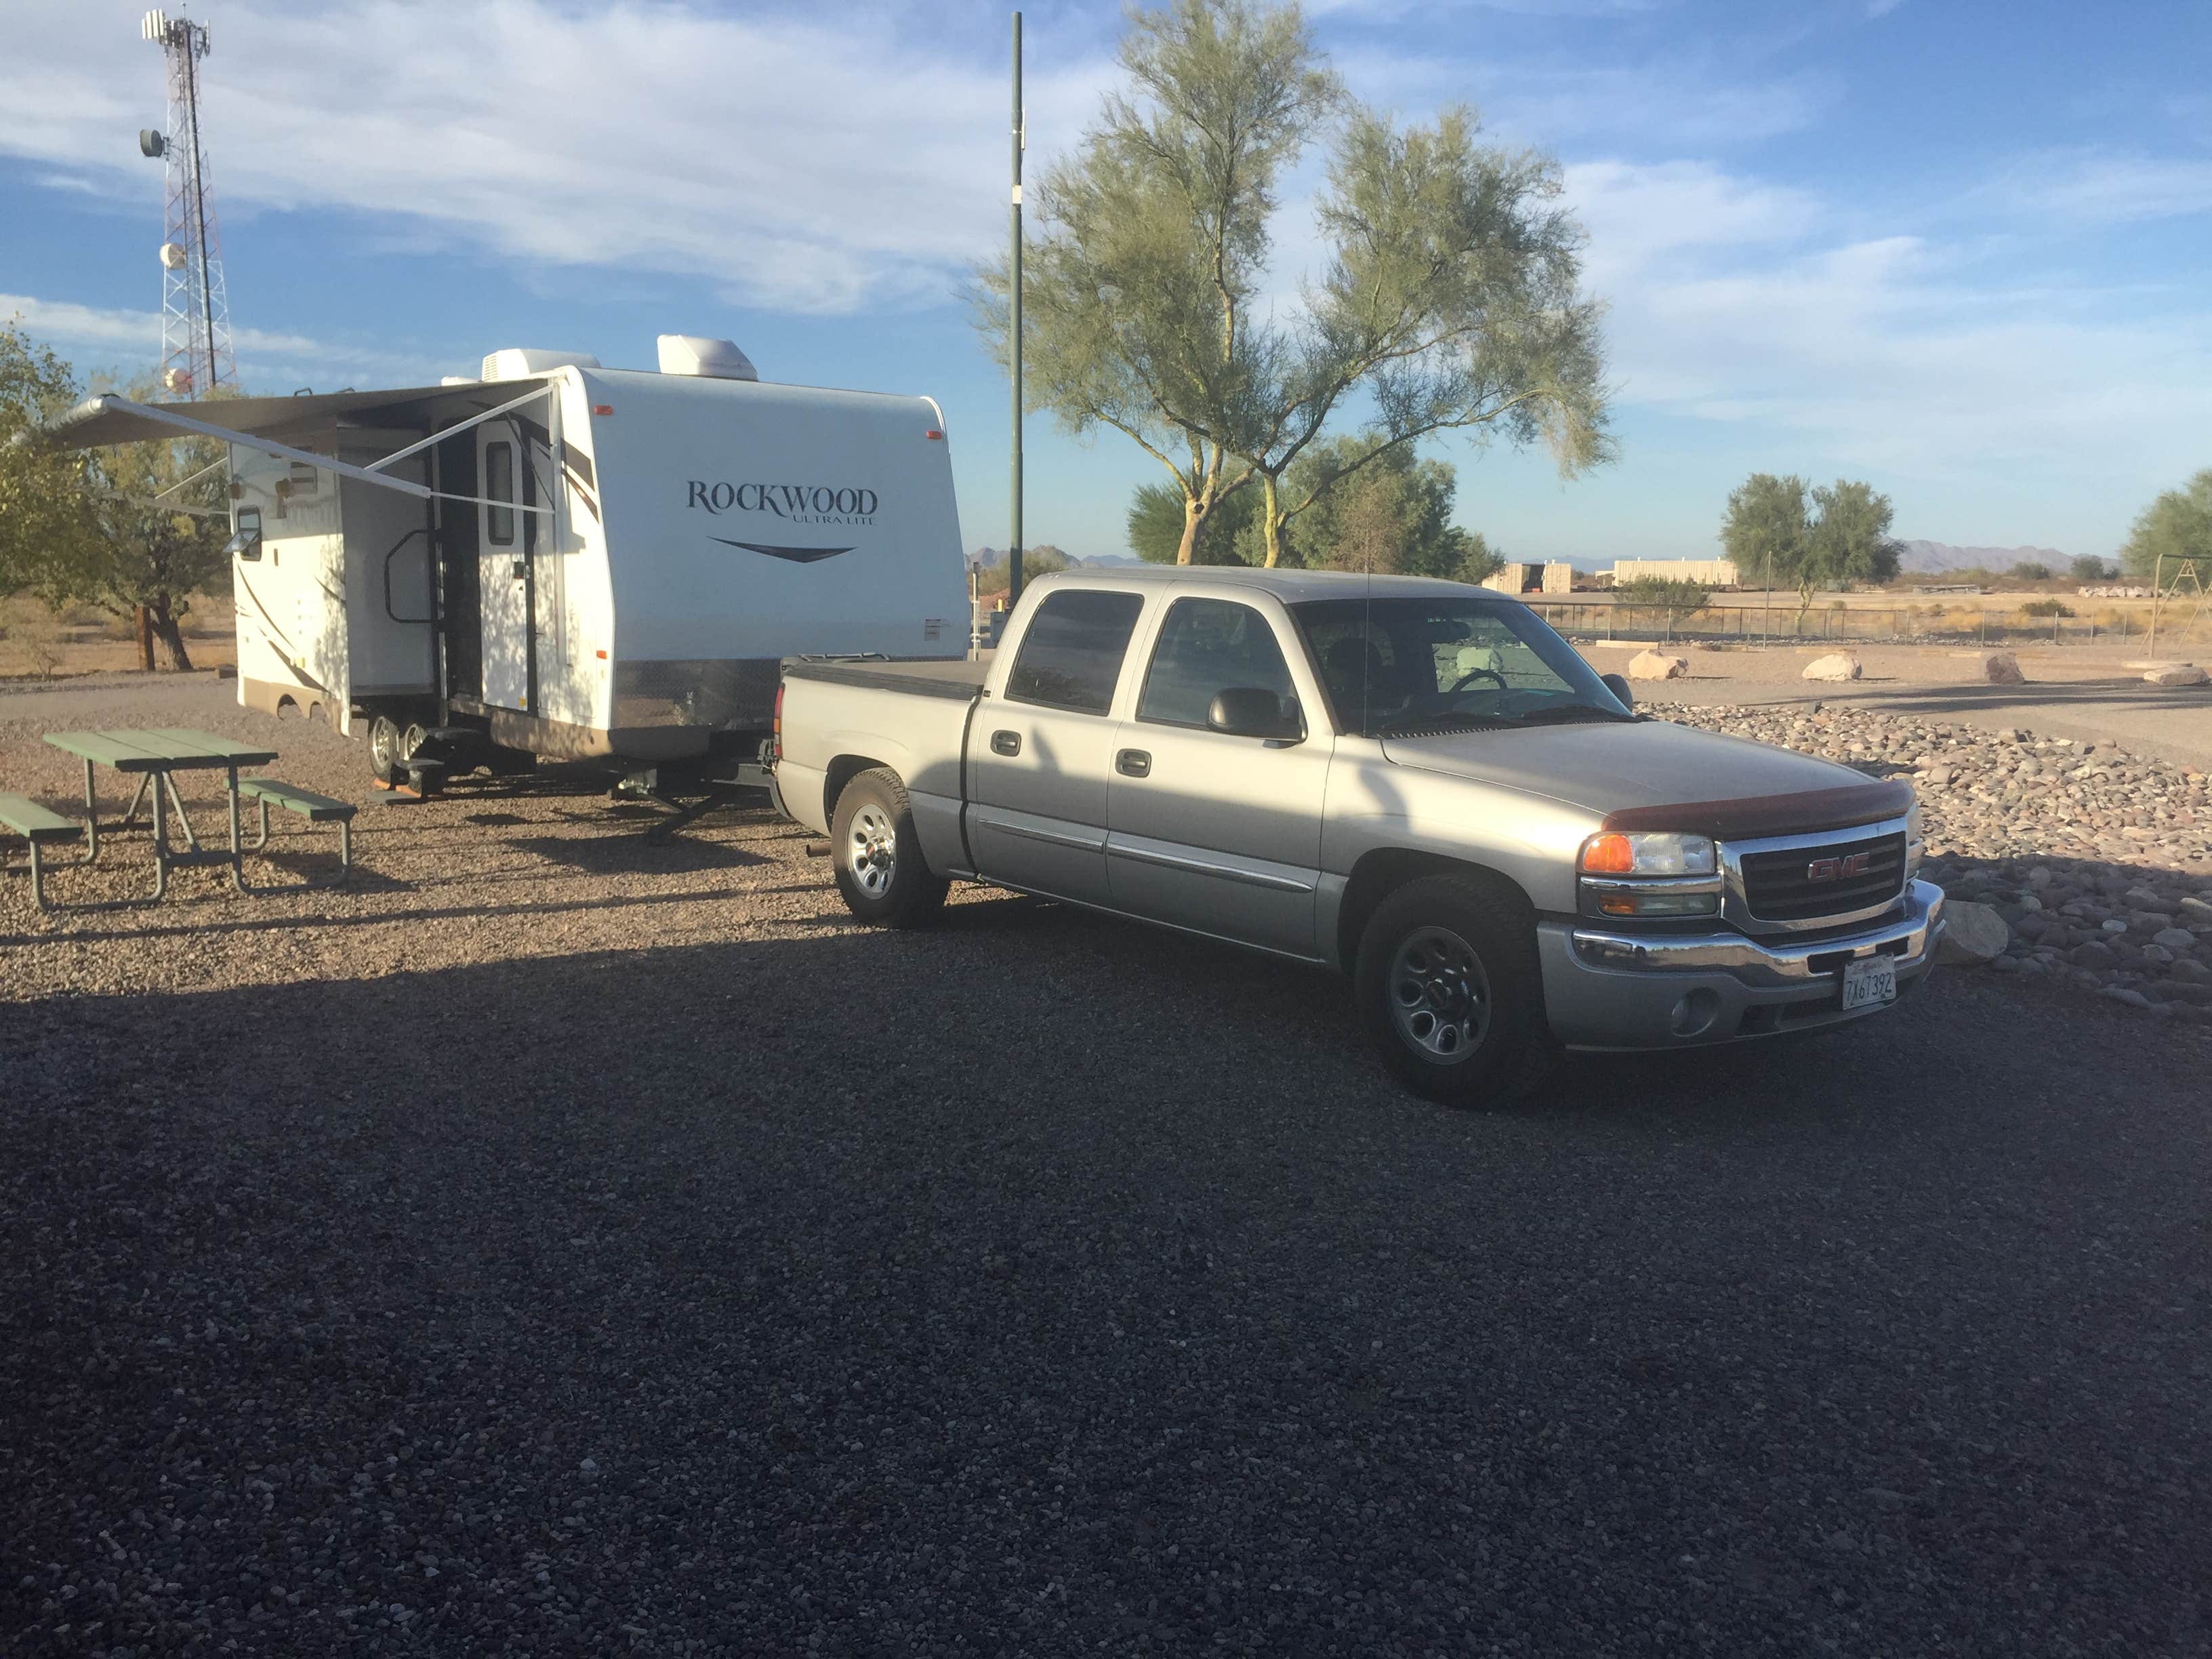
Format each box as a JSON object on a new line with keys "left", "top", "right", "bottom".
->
{"left": 1533, "top": 600, "right": 2198, "bottom": 650}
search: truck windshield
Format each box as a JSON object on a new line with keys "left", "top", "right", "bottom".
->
{"left": 1290, "top": 596, "right": 1632, "bottom": 738}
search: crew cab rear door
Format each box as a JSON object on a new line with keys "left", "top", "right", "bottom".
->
{"left": 965, "top": 587, "right": 1145, "bottom": 907}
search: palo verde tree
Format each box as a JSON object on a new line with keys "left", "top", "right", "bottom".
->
{"left": 1721, "top": 472, "right": 1900, "bottom": 630}
{"left": 2118, "top": 468, "right": 2212, "bottom": 581}
{"left": 1233, "top": 105, "right": 1610, "bottom": 567}
{"left": 980, "top": 0, "right": 1610, "bottom": 568}
{"left": 981, "top": 0, "right": 1338, "bottom": 565}
{"left": 1262, "top": 433, "right": 1499, "bottom": 581}
{"left": 1128, "top": 476, "right": 1256, "bottom": 564}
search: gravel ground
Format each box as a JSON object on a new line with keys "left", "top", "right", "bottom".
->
{"left": 5, "top": 676, "right": 2211, "bottom": 1656}
{"left": 1647, "top": 701, "right": 2212, "bottom": 1018}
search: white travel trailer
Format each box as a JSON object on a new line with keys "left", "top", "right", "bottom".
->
{"left": 39, "top": 337, "right": 968, "bottom": 790}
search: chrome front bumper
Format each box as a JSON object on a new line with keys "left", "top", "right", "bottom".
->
{"left": 1536, "top": 879, "right": 1946, "bottom": 1051}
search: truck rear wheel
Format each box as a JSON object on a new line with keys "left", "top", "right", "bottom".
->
{"left": 830, "top": 768, "right": 948, "bottom": 928}
{"left": 1354, "top": 874, "right": 1555, "bottom": 1105}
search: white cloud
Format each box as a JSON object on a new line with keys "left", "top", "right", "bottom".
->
{"left": 2000, "top": 151, "right": 2212, "bottom": 224}
{"left": 2, "top": 291, "right": 449, "bottom": 386}
{"left": 0, "top": 0, "right": 1117, "bottom": 316}
{"left": 1561, "top": 162, "right": 2212, "bottom": 487}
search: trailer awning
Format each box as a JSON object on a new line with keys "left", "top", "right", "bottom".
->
{"left": 20, "top": 380, "right": 551, "bottom": 451}
{"left": 14, "top": 382, "right": 559, "bottom": 516}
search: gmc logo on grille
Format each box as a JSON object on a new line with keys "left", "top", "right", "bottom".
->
{"left": 1806, "top": 852, "right": 1872, "bottom": 883}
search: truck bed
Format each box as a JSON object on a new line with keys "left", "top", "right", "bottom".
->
{"left": 781, "top": 656, "right": 991, "bottom": 701}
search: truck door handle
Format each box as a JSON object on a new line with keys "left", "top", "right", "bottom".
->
{"left": 511, "top": 559, "right": 527, "bottom": 579}
{"left": 990, "top": 730, "right": 1021, "bottom": 757}
{"left": 1116, "top": 748, "right": 1151, "bottom": 778}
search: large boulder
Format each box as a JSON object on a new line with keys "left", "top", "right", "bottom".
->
{"left": 1802, "top": 652, "right": 1862, "bottom": 682}
{"left": 2146, "top": 663, "right": 2208, "bottom": 687}
{"left": 1936, "top": 899, "right": 2010, "bottom": 967}
{"left": 1628, "top": 649, "right": 1688, "bottom": 680}
{"left": 1981, "top": 651, "right": 2025, "bottom": 684}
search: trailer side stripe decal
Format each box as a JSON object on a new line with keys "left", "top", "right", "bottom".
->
{"left": 710, "top": 539, "right": 854, "bottom": 564}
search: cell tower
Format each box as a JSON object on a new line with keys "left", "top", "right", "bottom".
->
{"left": 139, "top": 8, "right": 234, "bottom": 398}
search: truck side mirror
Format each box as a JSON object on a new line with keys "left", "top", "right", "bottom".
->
{"left": 1208, "top": 687, "right": 1300, "bottom": 741}
{"left": 1600, "top": 671, "right": 1633, "bottom": 709}
{"left": 224, "top": 506, "right": 262, "bottom": 562}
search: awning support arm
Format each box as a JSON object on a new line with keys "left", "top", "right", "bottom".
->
{"left": 363, "top": 383, "right": 551, "bottom": 475}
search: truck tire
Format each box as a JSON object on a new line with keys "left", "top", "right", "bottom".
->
{"left": 367, "top": 714, "right": 403, "bottom": 785}
{"left": 1353, "top": 874, "right": 1555, "bottom": 1105}
{"left": 830, "top": 768, "right": 949, "bottom": 928}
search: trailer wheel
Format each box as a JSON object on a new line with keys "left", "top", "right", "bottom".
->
{"left": 1353, "top": 874, "right": 1555, "bottom": 1106}
{"left": 830, "top": 768, "right": 948, "bottom": 928}
{"left": 367, "top": 714, "right": 403, "bottom": 785}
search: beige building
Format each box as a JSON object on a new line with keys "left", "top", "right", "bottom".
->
{"left": 1540, "top": 562, "right": 1576, "bottom": 594}
{"left": 1610, "top": 558, "right": 1740, "bottom": 588}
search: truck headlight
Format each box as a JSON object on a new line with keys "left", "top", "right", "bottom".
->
{"left": 1579, "top": 832, "right": 1717, "bottom": 876}
{"left": 1905, "top": 801, "right": 1924, "bottom": 882}
{"left": 1578, "top": 832, "right": 1723, "bottom": 920}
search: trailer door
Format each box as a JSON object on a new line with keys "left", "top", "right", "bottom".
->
{"left": 476, "top": 423, "right": 533, "bottom": 711}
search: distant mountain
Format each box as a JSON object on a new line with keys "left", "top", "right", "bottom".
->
{"left": 1895, "top": 539, "right": 2068, "bottom": 575}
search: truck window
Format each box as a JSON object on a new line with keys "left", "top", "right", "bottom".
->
{"left": 1137, "top": 598, "right": 1296, "bottom": 729}
{"left": 485, "top": 441, "right": 516, "bottom": 546}
{"left": 1004, "top": 590, "right": 1144, "bottom": 714}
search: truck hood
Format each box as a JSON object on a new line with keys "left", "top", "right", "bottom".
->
{"left": 1382, "top": 718, "right": 1911, "bottom": 835}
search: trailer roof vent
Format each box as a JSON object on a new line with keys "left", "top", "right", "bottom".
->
{"left": 657, "top": 335, "right": 757, "bottom": 381}
{"left": 480, "top": 348, "right": 602, "bottom": 382}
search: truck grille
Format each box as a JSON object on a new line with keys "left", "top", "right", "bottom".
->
{"left": 1738, "top": 829, "right": 1908, "bottom": 923}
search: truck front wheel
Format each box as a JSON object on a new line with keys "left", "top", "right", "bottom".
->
{"left": 1354, "top": 874, "right": 1555, "bottom": 1105}
{"left": 830, "top": 768, "right": 949, "bottom": 928}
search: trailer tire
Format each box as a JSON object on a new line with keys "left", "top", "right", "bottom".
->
{"left": 830, "top": 768, "right": 948, "bottom": 928}
{"left": 1353, "top": 874, "right": 1555, "bottom": 1106}
{"left": 367, "top": 714, "right": 404, "bottom": 785}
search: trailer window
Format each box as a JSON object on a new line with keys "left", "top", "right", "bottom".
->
{"left": 1004, "top": 590, "right": 1144, "bottom": 715}
{"left": 485, "top": 441, "right": 516, "bottom": 546}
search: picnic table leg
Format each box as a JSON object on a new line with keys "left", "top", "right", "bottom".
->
{"left": 117, "top": 770, "right": 152, "bottom": 831}
{"left": 163, "top": 772, "right": 202, "bottom": 851}
{"left": 26, "top": 838, "right": 52, "bottom": 913}
{"left": 149, "top": 767, "right": 171, "bottom": 902}
{"left": 226, "top": 764, "right": 249, "bottom": 895}
{"left": 81, "top": 758, "right": 104, "bottom": 860}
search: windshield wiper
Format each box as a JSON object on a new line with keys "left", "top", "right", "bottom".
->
{"left": 1377, "top": 702, "right": 1635, "bottom": 737}
{"left": 1498, "top": 703, "right": 1639, "bottom": 726}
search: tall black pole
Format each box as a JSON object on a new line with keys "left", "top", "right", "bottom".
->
{"left": 1008, "top": 12, "right": 1025, "bottom": 615}
{"left": 182, "top": 30, "right": 216, "bottom": 396}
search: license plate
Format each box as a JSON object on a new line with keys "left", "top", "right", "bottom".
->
{"left": 1841, "top": 955, "right": 1898, "bottom": 1011}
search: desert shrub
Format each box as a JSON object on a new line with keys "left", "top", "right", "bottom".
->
{"left": 2021, "top": 598, "right": 2075, "bottom": 619}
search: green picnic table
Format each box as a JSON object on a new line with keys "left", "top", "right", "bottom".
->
{"left": 42, "top": 727, "right": 279, "bottom": 906}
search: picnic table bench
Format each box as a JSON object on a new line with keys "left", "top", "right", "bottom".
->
{"left": 0, "top": 794, "right": 84, "bottom": 913}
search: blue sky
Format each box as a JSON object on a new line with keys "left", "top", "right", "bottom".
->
{"left": 3, "top": 0, "right": 2208, "bottom": 565}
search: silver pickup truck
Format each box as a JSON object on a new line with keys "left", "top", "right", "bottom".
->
{"left": 772, "top": 567, "right": 1945, "bottom": 1102}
